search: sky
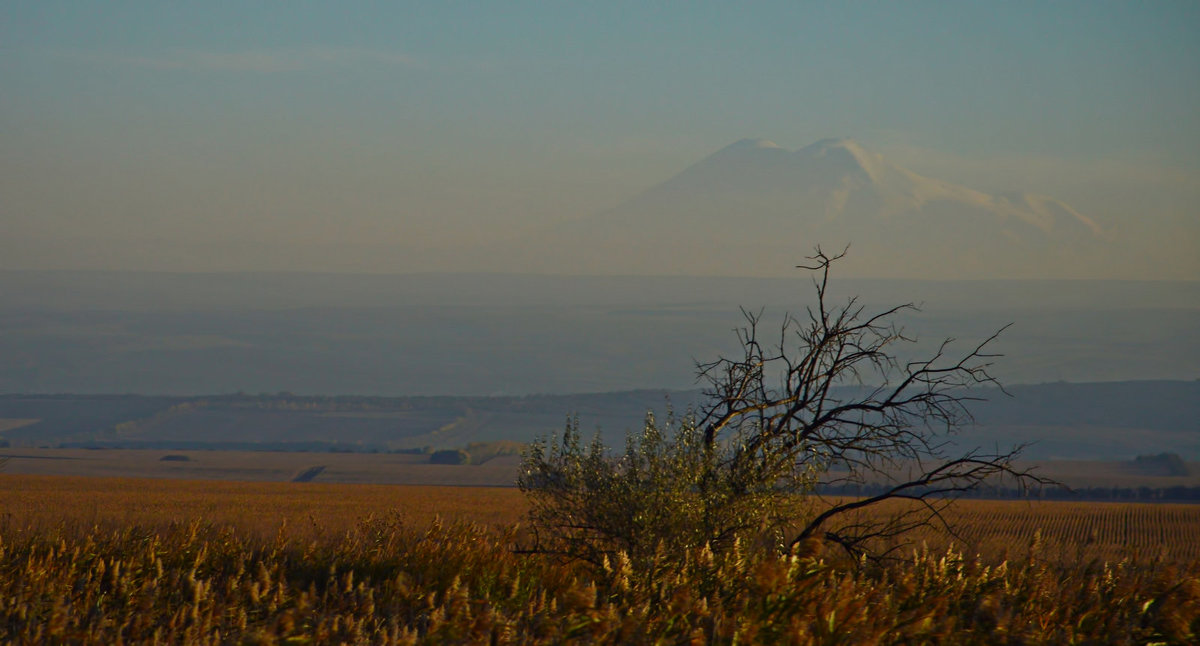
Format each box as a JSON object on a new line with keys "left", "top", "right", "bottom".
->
{"left": 2, "top": 1, "right": 1198, "bottom": 277}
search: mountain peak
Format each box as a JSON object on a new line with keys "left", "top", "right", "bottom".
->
{"left": 721, "top": 138, "right": 783, "bottom": 152}
{"left": 794, "top": 137, "right": 883, "bottom": 182}
{"left": 799, "top": 137, "right": 873, "bottom": 160}
{"left": 807, "top": 137, "right": 863, "bottom": 150}
{"left": 676, "top": 137, "right": 889, "bottom": 193}
{"left": 536, "top": 136, "right": 1109, "bottom": 278}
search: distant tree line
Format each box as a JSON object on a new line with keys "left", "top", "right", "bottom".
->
{"left": 55, "top": 440, "right": 422, "bottom": 453}
{"left": 817, "top": 483, "right": 1200, "bottom": 502}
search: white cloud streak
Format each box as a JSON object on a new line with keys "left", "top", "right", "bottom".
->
{"left": 54, "top": 47, "right": 422, "bottom": 73}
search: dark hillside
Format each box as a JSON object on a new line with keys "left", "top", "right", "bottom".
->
{"left": 971, "top": 380, "right": 1200, "bottom": 432}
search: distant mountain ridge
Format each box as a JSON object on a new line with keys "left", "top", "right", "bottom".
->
{"left": 641, "top": 137, "right": 1102, "bottom": 236}
{"left": 514, "top": 138, "right": 1112, "bottom": 278}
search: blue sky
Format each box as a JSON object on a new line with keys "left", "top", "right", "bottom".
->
{"left": 2, "top": 1, "right": 1197, "bottom": 276}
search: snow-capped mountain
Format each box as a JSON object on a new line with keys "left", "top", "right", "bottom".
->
{"left": 517, "top": 138, "right": 1110, "bottom": 278}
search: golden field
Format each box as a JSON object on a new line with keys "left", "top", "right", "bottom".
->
{"left": 4, "top": 474, "right": 1200, "bottom": 563}
{"left": 0, "top": 475, "right": 523, "bottom": 541}
{"left": 0, "top": 448, "right": 521, "bottom": 486}
{"left": 1, "top": 474, "right": 1198, "bottom": 643}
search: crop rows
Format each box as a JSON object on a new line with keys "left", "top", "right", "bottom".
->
{"left": 931, "top": 501, "right": 1200, "bottom": 562}
{"left": 5, "top": 475, "right": 1200, "bottom": 564}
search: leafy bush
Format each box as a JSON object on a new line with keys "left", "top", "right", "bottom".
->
{"left": 520, "top": 411, "right": 806, "bottom": 570}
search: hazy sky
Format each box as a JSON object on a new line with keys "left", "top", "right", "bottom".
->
{"left": 3, "top": 2, "right": 1197, "bottom": 277}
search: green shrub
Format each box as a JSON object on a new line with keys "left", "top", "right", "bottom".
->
{"left": 520, "top": 412, "right": 801, "bottom": 571}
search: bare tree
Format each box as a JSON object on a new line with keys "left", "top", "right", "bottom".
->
{"left": 519, "top": 248, "right": 1052, "bottom": 566}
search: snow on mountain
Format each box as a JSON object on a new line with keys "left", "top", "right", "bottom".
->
{"left": 518, "top": 138, "right": 1110, "bottom": 278}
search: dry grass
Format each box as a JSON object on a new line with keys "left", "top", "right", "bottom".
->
{"left": 0, "top": 505, "right": 1196, "bottom": 643}
{"left": 932, "top": 499, "right": 1200, "bottom": 563}
{"left": 804, "top": 496, "right": 1200, "bottom": 564}
{"left": 4, "top": 475, "right": 1200, "bottom": 564}
{"left": 0, "top": 475, "right": 525, "bottom": 544}
{"left": 2, "top": 475, "right": 1198, "bottom": 643}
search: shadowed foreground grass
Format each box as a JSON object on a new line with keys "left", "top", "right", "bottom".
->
{"left": 1, "top": 475, "right": 1199, "bottom": 643}
{"left": 1, "top": 516, "right": 1197, "bottom": 644}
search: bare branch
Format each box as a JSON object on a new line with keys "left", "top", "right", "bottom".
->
{"left": 518, "top": 248, "right": 1057, "bottom": 568}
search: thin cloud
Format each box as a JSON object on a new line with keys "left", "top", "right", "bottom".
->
{"left": 874, "top": 140, "right": 1199, "bottom": 199}
{"left": 53, "top": 47, "right": 422, "bottom": 73}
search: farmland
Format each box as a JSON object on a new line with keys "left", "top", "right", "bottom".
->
{"left": 1, "top": 474, "right": 1198, "bottom": 643}
{"left": 0, "top": 448, "right": 522, "bottom": 487}
{"left": 0, "top": 475, "right": 524, "bottom": 540}
{"left": 4, "top": 474, "right": 1200, "bottom": 564}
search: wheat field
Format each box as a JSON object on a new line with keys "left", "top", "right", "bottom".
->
{"left": 4, "top": 474, "right": 1199, "bottom": 563}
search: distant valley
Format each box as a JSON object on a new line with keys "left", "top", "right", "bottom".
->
{"left": 1, "top": 381, "right": 1197, "bottom": 462}
{"left": 3, "top": 261, "right": 1196, "bottom": 466}
{"left": 1, "top": 271, "right": 1196, "bottom": 396}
